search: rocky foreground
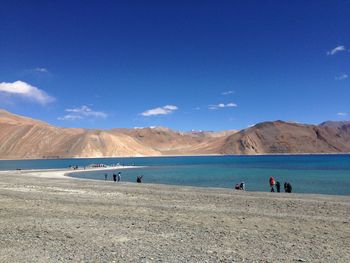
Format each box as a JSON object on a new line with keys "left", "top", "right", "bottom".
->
{"left": 0, "top": 172, "right": 349, "bottom": 262}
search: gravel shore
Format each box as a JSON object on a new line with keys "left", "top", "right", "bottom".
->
{"left": 0, "top": 170, "right": 349, "bottom": 262}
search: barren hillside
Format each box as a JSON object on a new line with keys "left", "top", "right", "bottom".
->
{"left": 220, "top": 121, "right": 350, "bottom": 154}
{"left": 0, "top": 110, "right": 349, "bottom": 159}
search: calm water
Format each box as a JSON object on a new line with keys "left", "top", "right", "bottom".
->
{"left": 1, "top": 155, "right": 350, "bottom": 196}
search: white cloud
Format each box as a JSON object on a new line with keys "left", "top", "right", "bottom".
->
{"left": 337, "top": 112, "right": 347, "bottom": 116}
{"left": 141, "top": 105, "right": 178, "bottom": 116}
{"left": 222, "top": 90, "right": 234, "bottom": 95}
{"left": 327, "top": 45, "right": 346, "bottom": 55}
{"left": 57, "top": 115, "right": 83, "bottom": 121}
{"left": 58, "top": 105, "right": 107, "bottom": 121}
{"left": 209, "top": 102, "right": 237, "bottom": 110}
{"left": 35, "top": 67, "right": 49, "bottom": 73}
{"left": 0, "top": 80, "right": 55, "bottom": 105}
{"left": 65, "top": 105, "right": 107, "bottom": 118}
{"left": 335, "top": 74, "right": 348, "bottom": 80}
{"left": 163, "top": 105, "right": 177, "bottom": 110}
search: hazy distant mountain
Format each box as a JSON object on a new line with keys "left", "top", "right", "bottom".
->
{"left": 0, "top": 110, "right": 349, "bottom": 159}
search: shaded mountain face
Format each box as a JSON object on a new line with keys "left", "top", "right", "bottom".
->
{"left": 0, "top": 110, "right": 349, "bottom": 159}
{"left": 220, "top": 121, "right": 350, "bottom": 154}
{"left": 320, "top": 121, "right": 350, "bottom": 132}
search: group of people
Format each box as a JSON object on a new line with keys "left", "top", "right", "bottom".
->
{"left": 234, "top": 177, "right": 293, "bottom": 193}
{"left": 269, "top": 176, "right": 292, "bottom": 193}
{"left": 104, "top": 172, "right": 144, "bottom": 183}
{"left": 104, "top": 173, "right": 292, "bottom": 192}
{"left": 104, "top": 172, "right": 122, "bottom": 182}
{"left": 234, "top": 182, "right": 245, "bottom": 190}
{"left": 69, "top": 165, "right": 79, "bottom": 170}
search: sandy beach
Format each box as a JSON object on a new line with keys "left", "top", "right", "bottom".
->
{"left": 0, "top": 169, "right": 349, "bottom": 262}
{"left": 0, "top": 166, "right": 142, "bottom": 179}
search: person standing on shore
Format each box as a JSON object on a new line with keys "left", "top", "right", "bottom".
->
{"left": 117, "top": 172, "right": 121, "bottom": 182}
{"left": 284, "top": 182, "right": 292, "bottom": 193}
{"left": 240, "top": 182, "right": 245, "bottom": 191}
{"left": 269, "top": 176, "right": 276, "bottom": 192}
{"left": 104, "top": 173, "right": 108, "bottom": 180}
{"left": 276, "top": 181, "right": 281, "bottom": 192}
{"left": 113, "top": 173, "right": 117, "bottom": 182}
{"left": 137, "top": 175, "right": 143, "bottom": 183}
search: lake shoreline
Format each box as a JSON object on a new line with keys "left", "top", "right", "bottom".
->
{"left": 1, "top": 152, "right": 350, "bottom": 161}
{"left": 1, "top": 167, "right": 349, "bottom": 198}
{"left": 1, "top": 155, "right": 350, "bottom": 196}
{"left": 0, "top": 166, "right": 144, "bottom": 180}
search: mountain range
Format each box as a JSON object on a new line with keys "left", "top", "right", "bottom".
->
{"left": 0, "top": 109, "right": 349, "bottom": 159}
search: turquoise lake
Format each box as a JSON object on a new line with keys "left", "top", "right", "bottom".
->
{"left": 1, "top": 155, "right": 350, "bottom": 196}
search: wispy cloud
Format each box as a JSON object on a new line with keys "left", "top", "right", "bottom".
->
{"left": 58, "top": 105, "right": 107, "bottom": 121}
{"left": 34, "top": 67, "right": 49, "bottom": 73}
{"left": 141, "top": 105, "right": 178, "bottom": 116}
{"left": 327, "top": 45, "right": 346, "bottom": 56}
{"left": 209, "top": 102, "right": 237, "bottom": 110}
{"left": 222, "top": 90, "right": 234, "bottom": 95}
{"left": 0, "top": 80, "right": 55, "bottom": 105}
{"left": 57, "top": 114, "right": 83, "bottom": 121}
{"left": 337, "top": 112, "right": 347, "bottom": 116}
{"left": 22, "top": 68, "right": 51, "bottom": 78}
{"left": 335, "top": 74, "right": 348, "bottom": 80}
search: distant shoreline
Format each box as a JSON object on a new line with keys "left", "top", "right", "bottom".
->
{"left": 1, "top": 152, "right": 350, "bottom": 161}
{"left": 0, "top": 166, "right": 143, "bottom": 179}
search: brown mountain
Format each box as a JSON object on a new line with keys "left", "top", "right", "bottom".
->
{"left": 110, "top": 127, "right": 237, "bottom": 155}
{"left": 0, "top": 110, "right": 160, "bottom": 158}
{"left": 220, "top": 121, "right": 350, "bottom": 154}
{"left": 0, "top": 109, "right": 349, "bottom": 159}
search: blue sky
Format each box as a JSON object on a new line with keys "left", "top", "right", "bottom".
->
{"left": 0, "top": 0, "right": 349, "bottom": 131}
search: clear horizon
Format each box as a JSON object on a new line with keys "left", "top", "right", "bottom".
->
{"left": 1, "top": 1, "right": 349, "bottom": 131}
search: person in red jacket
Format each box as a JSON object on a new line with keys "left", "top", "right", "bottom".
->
{"left": 269, "top": 176, "right": 276, "bottom": 192}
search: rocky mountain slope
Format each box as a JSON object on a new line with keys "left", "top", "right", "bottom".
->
{"left": 0, "top": 110, "right": 160, "bottom": 158}
{"left": 0, "top": 109, "right": 349, "bottom": 159}
{"left": 220, "top": 121, "right": 350, "bottom": 154}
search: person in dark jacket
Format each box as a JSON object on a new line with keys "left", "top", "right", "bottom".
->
{"left": 276, "top": 181, "right": 281, "bottom": 192}
{"left": 284, "top": 182, "right": 292, "bottom": 193}
{"left": 136, "top": 175, "right": 143, "bottom": 183}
